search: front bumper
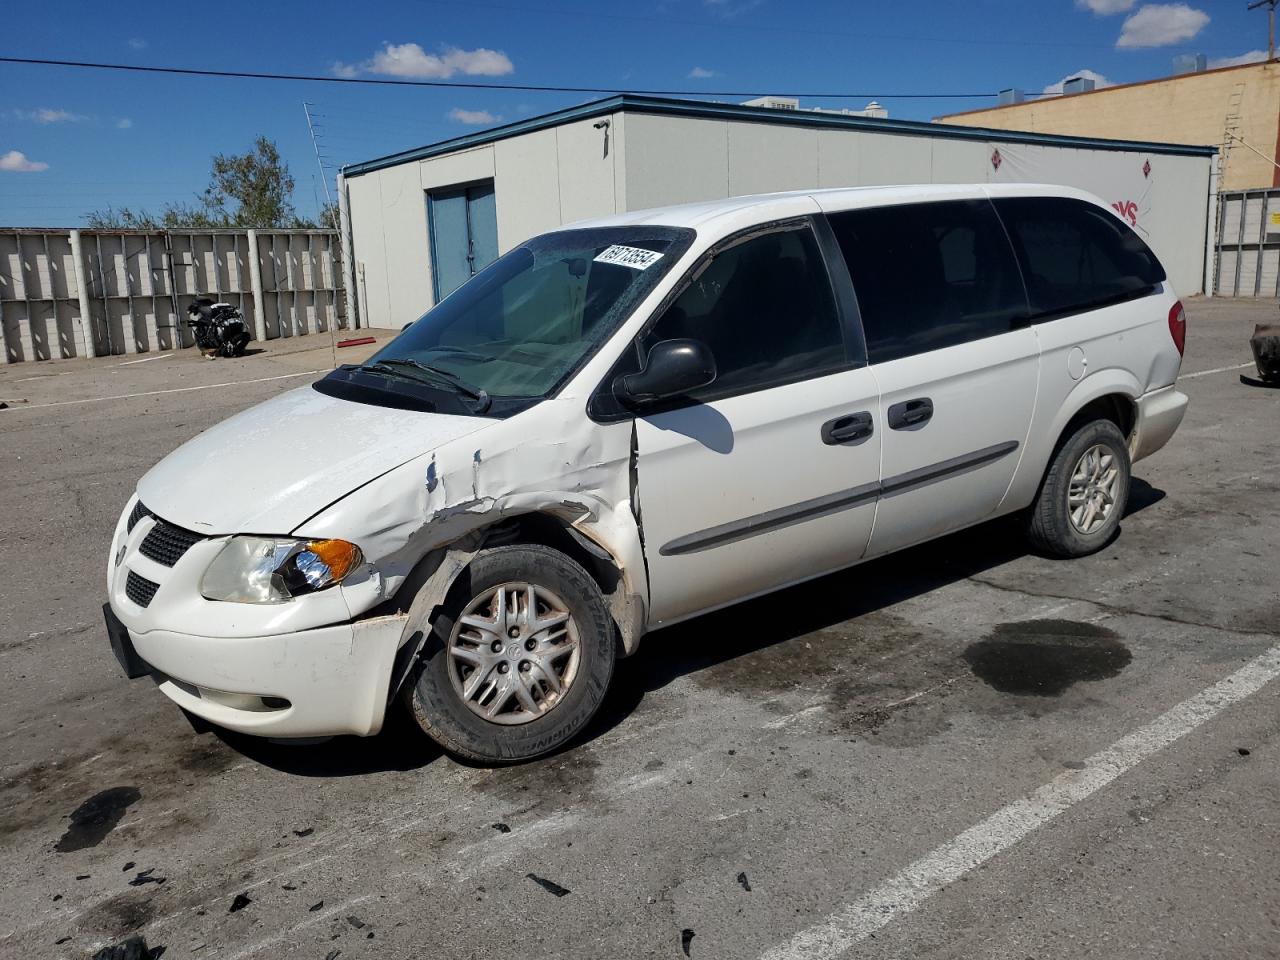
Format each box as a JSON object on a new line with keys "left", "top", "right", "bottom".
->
{"left": 106, "top": 497, "right": 408, "bottom": 737}
{"left": 1131, "top": 385, "right": 1189, "bottom": 463}
{"left": 132, "top": 614, "right": 407, "bottom": 737}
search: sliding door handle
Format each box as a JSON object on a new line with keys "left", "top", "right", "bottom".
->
{"left": 821, "top": 411, "right": 874, "bottom": 446}
{"left": 888, "top": 397, "right": 933, "bottom": 430}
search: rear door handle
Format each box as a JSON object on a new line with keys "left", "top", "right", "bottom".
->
{"left": 887, "top": 397, "right": 933, "bottom": 430}
{"left": 821, "top": 411, "right": 874, "bottom": 446}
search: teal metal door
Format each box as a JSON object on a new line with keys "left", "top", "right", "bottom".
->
{"left": 428, "top": 182, "right": 498, "bottom": 301}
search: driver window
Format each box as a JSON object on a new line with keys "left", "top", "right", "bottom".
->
{"left": 639, "top": 225, "right": 846, "bottom": 401}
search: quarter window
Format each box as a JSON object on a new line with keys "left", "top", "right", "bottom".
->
{"left": 993, "top": 196, "right": 1165, "bottom": 318}
{"left": 827, "top": 200, "right": 1028, "bottom": 364}
{"left": 637, "top": 225, "right": 846, "bottom": 401}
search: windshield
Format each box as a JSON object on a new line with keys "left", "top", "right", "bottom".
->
{"left": 365, "top": 226, "right": 695, "bottom": 408}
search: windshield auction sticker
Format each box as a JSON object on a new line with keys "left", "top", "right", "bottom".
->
{"left": 594, "top": 245, "right": 664, "bottom": 270}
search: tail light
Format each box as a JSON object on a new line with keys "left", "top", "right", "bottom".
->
{"left": 1168, "top": 300, "right": 1186, "bottom": 356}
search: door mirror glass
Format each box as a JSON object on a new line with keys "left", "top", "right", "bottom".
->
{"left": 614, "top": 339, "right": 716, "bottom": 406}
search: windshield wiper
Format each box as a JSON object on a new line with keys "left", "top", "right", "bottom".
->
{"left": 357, "top": 359, "right": 491, "bottom": 412}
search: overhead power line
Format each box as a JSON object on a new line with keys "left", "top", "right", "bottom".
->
{"left": 0, "top": 56, "right": 995, "bottom": 99}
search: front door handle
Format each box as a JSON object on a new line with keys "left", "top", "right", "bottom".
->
{"left": 821, "top": 411, "right": 874, "bottom": 446}
{"left": 887, "top": 397, "right": 933, "bottom": 430}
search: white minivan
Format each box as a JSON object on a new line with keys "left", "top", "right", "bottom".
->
{"left": 105, "top": 184, "right": 1188, "bottom": 762}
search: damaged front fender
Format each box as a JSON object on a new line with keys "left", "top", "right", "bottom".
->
{"left": 293, "top": 396, "right": 650, "bottom": 656}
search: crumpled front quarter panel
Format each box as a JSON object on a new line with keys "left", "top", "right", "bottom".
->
{"left": 295, "top": 396, "right": 646, "bottom": 609}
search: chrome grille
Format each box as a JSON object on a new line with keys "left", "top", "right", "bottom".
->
{"left": 139, "top": 517, "right": 204, "bottom": 567}
{"left": 125, "top": 570, "right": 160, "bottom": 608}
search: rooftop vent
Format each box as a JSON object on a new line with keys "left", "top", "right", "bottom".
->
{"left": 742, "top": 95, "right": 800, "bottom": 110}
{"left": 998, "top": 88, "right": 1026, "bottom": 105}
{"left": 1062, "top": 76, "right": 1096, "bottom": 95}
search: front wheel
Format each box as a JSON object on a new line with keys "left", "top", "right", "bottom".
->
{"left": 404, "top": 544, "right": 615, "bottom": 763}
{"left": 1025, "top": 419, "right": 1131, "bottom": 558}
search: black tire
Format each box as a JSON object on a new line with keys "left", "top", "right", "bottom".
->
{"left": 404, "top": 544, "right": 615, "bottom": 764}
{"left": 1026, "top": 418, "right": 1131, "bottom": 558}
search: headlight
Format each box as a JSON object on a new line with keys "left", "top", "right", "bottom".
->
{"left": 200, "top": 537, "right": 364, "bottom": 604}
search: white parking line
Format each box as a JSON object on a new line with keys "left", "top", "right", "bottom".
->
{"left": 3, "top": 370, "right": 325, "bottom": 411}
{"left": 1181, "top": 360, "right": 1254, "bottom": 379}
{"left": 760, "top": 641, "right": 1280, "bottom": 960}
{"left": 115, "top": 354, "right": 169, "bottom": 366}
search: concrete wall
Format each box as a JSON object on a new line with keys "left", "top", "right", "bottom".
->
{"left": 345, "top": 113, "right": 623, "bottom": 328}
{"left": 1215, "top": 188, "right": 1280, "bottom": 296}
{"left": 622, "top": 114, "right": 1211, "bottom": 295}
{"left": 0, "top": 229, "right": 343, "bottom": 364}
{"left": 936, "top": 61, "right": 1279, "bottom": 192}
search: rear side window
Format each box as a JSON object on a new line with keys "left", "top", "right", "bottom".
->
{"left": 827, "top": 199, "right": 1028, "bottom": 364}
{"left": 637, "top": 224, "right": 847, "bottom": 401}
{"left": 993, "top": 196, "right": 1165, "bottom": 318}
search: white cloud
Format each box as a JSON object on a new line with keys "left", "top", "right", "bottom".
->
{"left": 0, "top": 150, "right": 48, "bottom": 172}
{"left": 116, "top": 117, "right": 134, "bottom": 129}
{"left": 20, "top": 108, "right": 86, "bottom": 124}
{"left": 1116, "top": 3, "right": 1209, "bottom": 49}
{"left": 335, "top": 42, "right": 514, "bottom": 80}
{"left": 1208, "top": 49, "right": 1269, "bottom": 68}
{"left": 128, "top": 37, "right": 147, "bottom": 50}
{"left": 448, "top": 107, "right": 500, "bottom": 124}
{"left": 1042, "top": 69, "right": 1112, "bottom": 94}
{"left": 1076, "top": 0, "right": 1136, "bottom": 13}
{"left": 687, "top": 66, "right": 716, "bottom": 79}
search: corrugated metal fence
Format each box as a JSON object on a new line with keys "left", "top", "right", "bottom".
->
{"left": 1215, "top": 189, "right": 1280, "bottom": 297}
{"left": 0, "top": 228, "right": 352, "bottom": 364}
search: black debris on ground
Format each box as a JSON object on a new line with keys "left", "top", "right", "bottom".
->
{"left": 346, "top": 916, "right": 366, "bottom": 929}
{"left": 122, "top": 862, "right": 135, "bottom": 872}
{"left": 75, "top": 874, "right": 90, "bottom": 880}
{"left": 491, "top": 822, "right": 511, "bottom": 833}
{"left": 55, "top": 936, "right": 70, "bottom": 944}
{"left": 281, "top": 883, "right": 297, "bottom": 891}
{"left": 526, "top": 873, "right": 571, "bottom": 897}
{"left": 737, "top": 871, "right": 752, "bottom": 892}
{"left": 309, "top": 901, "right": 324, "bottom": 912}
{"left": 292, "top": 828, "right": 314, "bottom": 837}
{"left": 89, "top": 933, "right": 165, "bottom": 959}
{"left": 1238, "top": 747, "right": 1252, "bottom": 756}
{"left": 324, "top": 950, "right": 341, "bottom": 960}
{"left": 228, "top": 893, "right": 252, "bottom": 913}
{"left": 681, "top": 928, "right": 696, "bottom": 957}
{"left": 127, "top": 869, "right": 166, "bottom": 887}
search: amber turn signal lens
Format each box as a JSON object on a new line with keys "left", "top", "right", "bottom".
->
{"left": 305, "top": 539, "right": 363, "bottom": 581}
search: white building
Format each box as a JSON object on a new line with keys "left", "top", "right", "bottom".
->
{"left": 339, "top": 94, "right": 1216, "bottom": 329}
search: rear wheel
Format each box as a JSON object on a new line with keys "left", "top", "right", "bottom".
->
{"left": 404, "top": 544, "right": 615, "bottom": 763}
{"left": 1026, "top": 418, "right": 1131, "bottom": 558}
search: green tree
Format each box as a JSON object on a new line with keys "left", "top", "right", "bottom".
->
{"left": 86, "top": 137, "right": 308, "bottom": 229}
{"left": 200, "top": 136, "right": 298, "bottom": 228}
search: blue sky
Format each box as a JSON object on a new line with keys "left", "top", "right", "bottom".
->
{"left": 0, "top": 0, "right": 1269, "bottom": 225}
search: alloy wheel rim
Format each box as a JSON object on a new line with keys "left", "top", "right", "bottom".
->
{"left": 1068, "top": 444, "right": 1121, "bottom": 535}
{"left": 448, "top": 582, "right": 581, "bottom": 726}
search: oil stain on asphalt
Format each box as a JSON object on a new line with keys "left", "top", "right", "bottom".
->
{"left": 55, "top": 786, "right": 142, "bottom": 852}
{"left": 963, "top": 619, "right": 1131, "bottom": 696}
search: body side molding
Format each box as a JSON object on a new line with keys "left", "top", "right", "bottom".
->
{"left": 658, "top": 440, "right": 1020, "bottom": 557}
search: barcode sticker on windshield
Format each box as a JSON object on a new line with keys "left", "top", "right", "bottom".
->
{"left": 594, "top": 245, "right": 664, "bottom": 270}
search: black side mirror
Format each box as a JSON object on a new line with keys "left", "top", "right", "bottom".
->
{"left": 614, "top": 338, "right": 716, "bottom": 406}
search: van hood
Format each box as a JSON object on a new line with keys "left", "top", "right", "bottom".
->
{"left": 136, "top": 385, "right": 489, "bottom": 534}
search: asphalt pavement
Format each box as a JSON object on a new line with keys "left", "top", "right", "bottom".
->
{"left": 0, "top": 301, "right": 1277, "bottom": 960}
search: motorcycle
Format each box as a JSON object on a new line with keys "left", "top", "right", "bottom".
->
{"left": 186, "top": 296, "right": 251, "bottom": 358}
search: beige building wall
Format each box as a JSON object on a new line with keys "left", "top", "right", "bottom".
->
{"left": 937, "top": 61, "right": 1280, "bottom": 191}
